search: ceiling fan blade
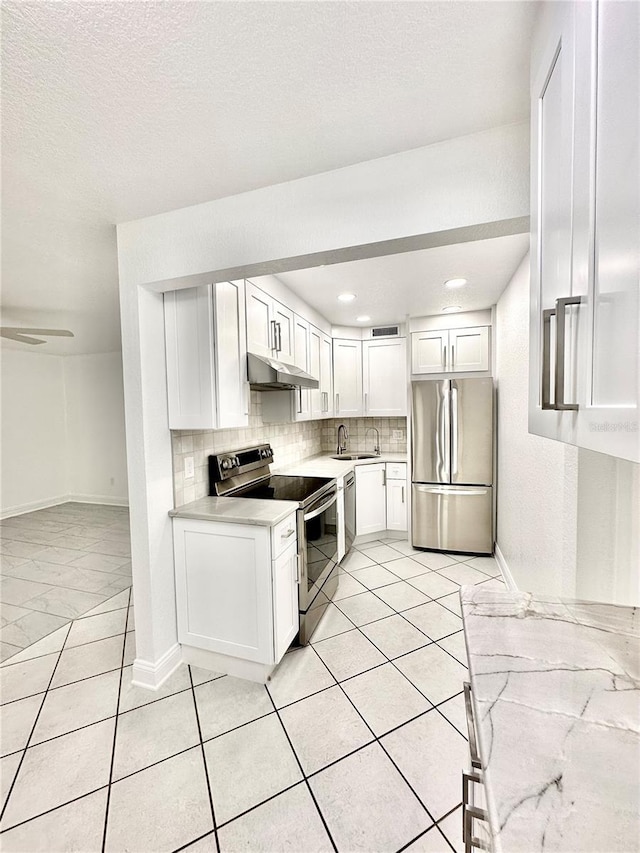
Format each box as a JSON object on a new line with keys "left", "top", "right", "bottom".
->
{"left": 0, "top": 327, "right": 74, "bottom": 338}
{"left": 0, "top": 329, "right": 46, "bottom": 345}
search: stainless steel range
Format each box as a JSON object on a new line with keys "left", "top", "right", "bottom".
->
{"left": 209, "top": 444, "right": 339, "bottom": 644}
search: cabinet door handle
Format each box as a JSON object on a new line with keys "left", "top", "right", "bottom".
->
{"left": 443, "top": 344, "right": 447, "bottom": 371}
{"left": 336, "top": 393, "right": 339, "bottom": 413}
{"left": 277, "top": 322, "right": 283, "bottom": 354}
{"left": 270, "top": 320, "right": 278, "bottom": 352}
{"left": 542, "top": 308, "right": 555, "bottom": 410}
{"left": 401, "top": 486, "right": 405, "bottom": 504}
{"left": 451, "top": 343, "right": 455, "bottom": 370}
{"left": 294, "top": 554, "right": 301, "bottom": 584}
{"left": 281, "top": 528, "right": 295, "bottom": 540}
{"left": 463, "top": 682, "right": 482, "bottom": 770}
{"left": 364, "top": 392, "right": 368, "bottom": 413}
{"left": 554, "top": 296, "right": 581, "bottom": 411}
{"left": 297, "top": 387, "right": 303, "bottom": 414}
{"left": 382, "top": 470, "right": 386, "bottom": 487}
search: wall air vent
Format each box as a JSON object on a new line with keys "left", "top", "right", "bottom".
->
{"left": 371, "top": 326, "right": 400, "bottom": 338}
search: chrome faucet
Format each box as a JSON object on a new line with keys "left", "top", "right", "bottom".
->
{"left": 365, "top": 427, "right": 381, "bottom": 455}
{"left": 336, "top": 423, "right": 349, "bottom": 455}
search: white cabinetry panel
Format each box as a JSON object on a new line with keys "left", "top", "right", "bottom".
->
{"left": 386, "top": 480, "right": 407, "bottom": 532}
{"left": 246, "top": 280, "right": 275, "bottom": 358}
{"left": 272, "top": 541, "right": 299, "bottom": 662}
{"left": 449, "top": 327, "right": 489, "bottom": 373}
{"left": 356, "top": 463, "right": 386, "bottom": 536}
{"left": 411, "top": 331, "right": 448, "bottom": 374}
{"left": 334, "top": 339, "right": 363, "bottom": 417}
{"left": 363, "top": 338, "right": 407, "bottom": 416}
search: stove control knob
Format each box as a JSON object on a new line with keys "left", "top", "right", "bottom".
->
{"left": 220, "top": 458, "right": 233, "bottom": 471}
{"left": 233, "top": 456, "right": 240, "bottom": 467}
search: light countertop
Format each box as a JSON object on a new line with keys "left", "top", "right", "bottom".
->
{"left": 274, "top": 452, "right": 407, "bottom": 479}
{"left": 461, "top": 585, "right": 640, "bottom": 853}
{"left": 169, "top": 496, "right": 298, "bottom": 526}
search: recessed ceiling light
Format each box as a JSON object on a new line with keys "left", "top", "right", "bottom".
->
{"left": 442, "top": 306, "right": 462, "bottom": 313}
{"left": 338, "top": 293, "right": 356, "bottom": 302}
{"left": 356, "top": 315, "right": 371, "bottom": 322}
{"left": 445, "top": 278, "right": 468, "bottom": 289}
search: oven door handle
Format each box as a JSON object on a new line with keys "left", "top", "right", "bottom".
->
{"left": 304, "top": 492, "right": 337, "bottom": 521}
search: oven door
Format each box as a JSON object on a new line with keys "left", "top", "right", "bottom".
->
{"left": 299, "top": 488, "right": 339, "bottom": 614}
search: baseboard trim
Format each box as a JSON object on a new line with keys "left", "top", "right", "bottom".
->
{"left": 494, "top": 543, "right": 518, "bottom": 591}
{"left": 1, "top": 494, "right": 129, "bottom": 519}
{"left": 131, "top": 643, "right": 182, "bottom": 691}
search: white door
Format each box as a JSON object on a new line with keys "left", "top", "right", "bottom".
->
{"left": 333, "top": 339, "right": 363, "bottom": 417}
{"left": 173, "top": 519, "right": 274, "bottom": 664}
{"left": 386, "top": 479, "right": 407, "bottom": 532}
{"left": 214, "top": 280, "right": 250, "bottom": 428}
{"left": 273, "top": 299, "right": 295, "bottom": 362}
{"left": 411, "top": 331, "right": 449, "bottom": 374}
{"left": 309, "top": 326, "right": 323, "bottom": 418}
{"left": 272, "top": 541, "right": 299, "bottom": 663}
{"left": 355, "top": 463, "right": 386, "bottom": 536}
{"left": 363, "top": 338, "right": 407, "bottom": 415}
{"left": 293, "top": 315, "right": 311, "bottom": 420}
{"left": 449, "top": 327, "right": 490, "bottom": 373}
{"left": 245, "top": 280, "right": 275, "bottom": 358}
{"left": 320, "top": 333, "right": 334, "bottom": 418}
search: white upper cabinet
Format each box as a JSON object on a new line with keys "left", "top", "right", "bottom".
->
{"left": 310, "top": 326, "right": 333, "bottom": 419}
{"left": 245, "top": 279, "right": 294, "bottom": 362}
{"left": 293, "top": 314, "right": 312, "bottom": 420}
{"left": 363, "top": 338, "right": 407, "bottom": 416}
{"left": 164, "top": 282, "right": 249, "bottom": 430}
{"left": 333, "top": 339, "right": 363, "bottom": 417}
{"left": 530, "top": 0, "right": 639, "bottom": 462}
{"left": 411, "top": 327, "right": 489, "bottom": 374}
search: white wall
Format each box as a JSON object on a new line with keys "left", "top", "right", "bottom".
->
{"left": 0, "top": 347, "right": 128, "bottom": 516}
{"left": 64, "top": 352, "right": 129, "bottom": 504}
{"left": 495, "top": 255, "right": 579, "bottom": 597}
{"left": 0, "top": 348, "right": 68, "bottom": 515}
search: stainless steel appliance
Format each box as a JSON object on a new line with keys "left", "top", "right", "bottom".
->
{"left": 411, "top": 379, "right": 494, "bottom": 554}
{"left": 344, "top": 471, "right": 356, "bottom": 555}
{"left": 209, "top": 444, "right": 338, "bottom": 643}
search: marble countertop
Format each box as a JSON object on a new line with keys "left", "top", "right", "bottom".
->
{"left": 461, "top": 585, "right": 640, "bottom": 853}
{"left": 169, "top": 496, "right": 298, "bottom": 526}
{"left": 274, "top": 452, "right": 407, "bottom": 479}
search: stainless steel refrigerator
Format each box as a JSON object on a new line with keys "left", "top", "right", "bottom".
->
{"left": 411, "top": 378, "right": 494, "bottom": 554}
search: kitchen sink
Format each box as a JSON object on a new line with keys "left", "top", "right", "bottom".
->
{"left": 330, "top": 453, "right": 379, "bottom": 460}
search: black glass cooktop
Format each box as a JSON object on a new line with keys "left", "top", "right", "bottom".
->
{"left": 232, "top": 475, "right": 333, "bottom": 504}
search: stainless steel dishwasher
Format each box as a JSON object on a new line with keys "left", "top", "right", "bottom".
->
{"left": 344, "top": 471, "right": 356, "bottom": 555}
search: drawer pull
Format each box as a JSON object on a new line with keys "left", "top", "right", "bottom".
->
{"left": 281, "top": 528, "right": 295, "bottom": 539}
{"left": 463, "top": 682, "right": 482, "bottom": 770}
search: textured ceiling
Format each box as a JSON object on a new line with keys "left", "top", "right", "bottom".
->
{"left": 1, "top": 1, "right": 537, "bottom": 354}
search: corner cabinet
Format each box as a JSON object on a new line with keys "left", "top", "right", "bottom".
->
{"left": 530, "top": 0, "right": 639, "bottom": 463}
{"left": 363, "top": 338, "right": 407, "bottom": 416}
{"left": 173, "top": 515, "right": 299, "bottom": 670}
{"left": 164, "top": 281, "right": 249, "bottom": 430}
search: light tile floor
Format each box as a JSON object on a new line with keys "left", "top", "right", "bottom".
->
{"left": 0, "top": 533, "right": 504, "bottom": 852}
{"left": 0, "top": 504, "right": 131, "bottom": 661}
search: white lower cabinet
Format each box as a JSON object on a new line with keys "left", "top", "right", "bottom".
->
{"left": 386, "top": 463, "right": 408, "bottom": 532}
{"left": 355, "top": 463, "right": 387, "bottom": 536}
{"left": 173, "top": 515, "right": 299, "bottom": 670}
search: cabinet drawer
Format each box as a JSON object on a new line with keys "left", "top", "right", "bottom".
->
{"left": 271, "top": 512, "right": 297, "bottom": 558}
{"left": 386, "top": 462, "right": 407, "bottom": 480}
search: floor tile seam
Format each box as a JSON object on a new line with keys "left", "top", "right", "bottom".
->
{"left": 172, "top": 829, "right": 217, "bottom": 853}
{"left": 396, "top": 819, "right": 457, "bottom": 853}
{"left": 267, "top": 678, "right": 339, "bottom": 713}
{"left": 187, "top": 666, "right": 221, "bottom": 853}
{"left": 30, "top": 555, "right": 130, "bottom": 576}
{"left": 0, "top": 569, "right": 129, "bottom": 597}
{"left": 264, "top": 685, "right": 339, "bottom": 853}
{"left": 8, "top": 595, "right": 120, "bottom": 622}
{"left": 1, "top": 652, "right": 122, "bottom": 689}
{"left": 0, "top": 620, "right": 73, "bottom": 825}
{"left": 101, "top": 587, "right": 132, "bottom": 853}
{"left": 65, "top": 625, "right": 130, "bottom": 651}
{"left": 0, "top": 783, "right": 110, "bottom": 837}
{"left": 74, "top": 603, "right": 129, "bottom": 621}
{"left": 360, "top": 585, "right": 456, "bottom": 651}
{"left": 307, "top": 641, "right": 439, "bottom": 831}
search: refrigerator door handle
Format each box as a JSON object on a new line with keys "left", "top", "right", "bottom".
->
{"left": 442, "top": 382, "right": 451, "bottom": 482}
{"left": 451, "top": 383, "right": 459, "bottom": 479}
{"left": 414, "top": 486, "right": 489, "bottom": 496}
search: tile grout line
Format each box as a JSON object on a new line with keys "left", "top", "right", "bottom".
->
{"left": 0, "top": 619, "right": 74, "bottom": 826}
{"left": 265, "top": 686, "right": 340, "bottom": 853}
{"left": 187, "top": 666, "right": 221, "bottom": 853}
{"left": 100, "top": 587, "right": 133, "bottom": 853}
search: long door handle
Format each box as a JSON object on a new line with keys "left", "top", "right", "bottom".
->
{"left": 382, "top": 470, "right": 386, "bottom": 486}
{"left": 451, "top": 383, "right": 459, "bottom": 478}
{"left": 401, "top": 486, "right": 405, "bottom": 503}
{"left": 443, "top": 343, "right": 447, "bottom": 371}
{"left": 542, "top": 308, "right": 555, "bottom": 410}
{"left": 364, "top": 392, "right": 368, "bottom": 413}
{"left": 270, "top": 320, "right": 278, "bottom": 352}
{"left": 277, "top": 322, "right": 283, "bottom": 354}
{"left": 451, "top": 343, "right": 455, "bottom": 370}
{"left": 554, "top": 296, "right": 581, "bottom": 411}
{"left": 336, "top": 393, "right": 339, "bottom": 414}
{"left": 298, "top": 387, "right": 303, "bottom": 414}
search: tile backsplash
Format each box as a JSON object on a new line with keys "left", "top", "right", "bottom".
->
{"left": 172, "top": 391, "right": 407, "bottom": 506}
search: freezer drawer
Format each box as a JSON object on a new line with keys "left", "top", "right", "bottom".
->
{"left": 411, "top": 484, "right": 493, "bottom": 554}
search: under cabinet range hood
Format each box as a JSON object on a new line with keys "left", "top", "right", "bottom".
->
{"left": 247, "top": 353, "right": 319, "bottom": 390}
